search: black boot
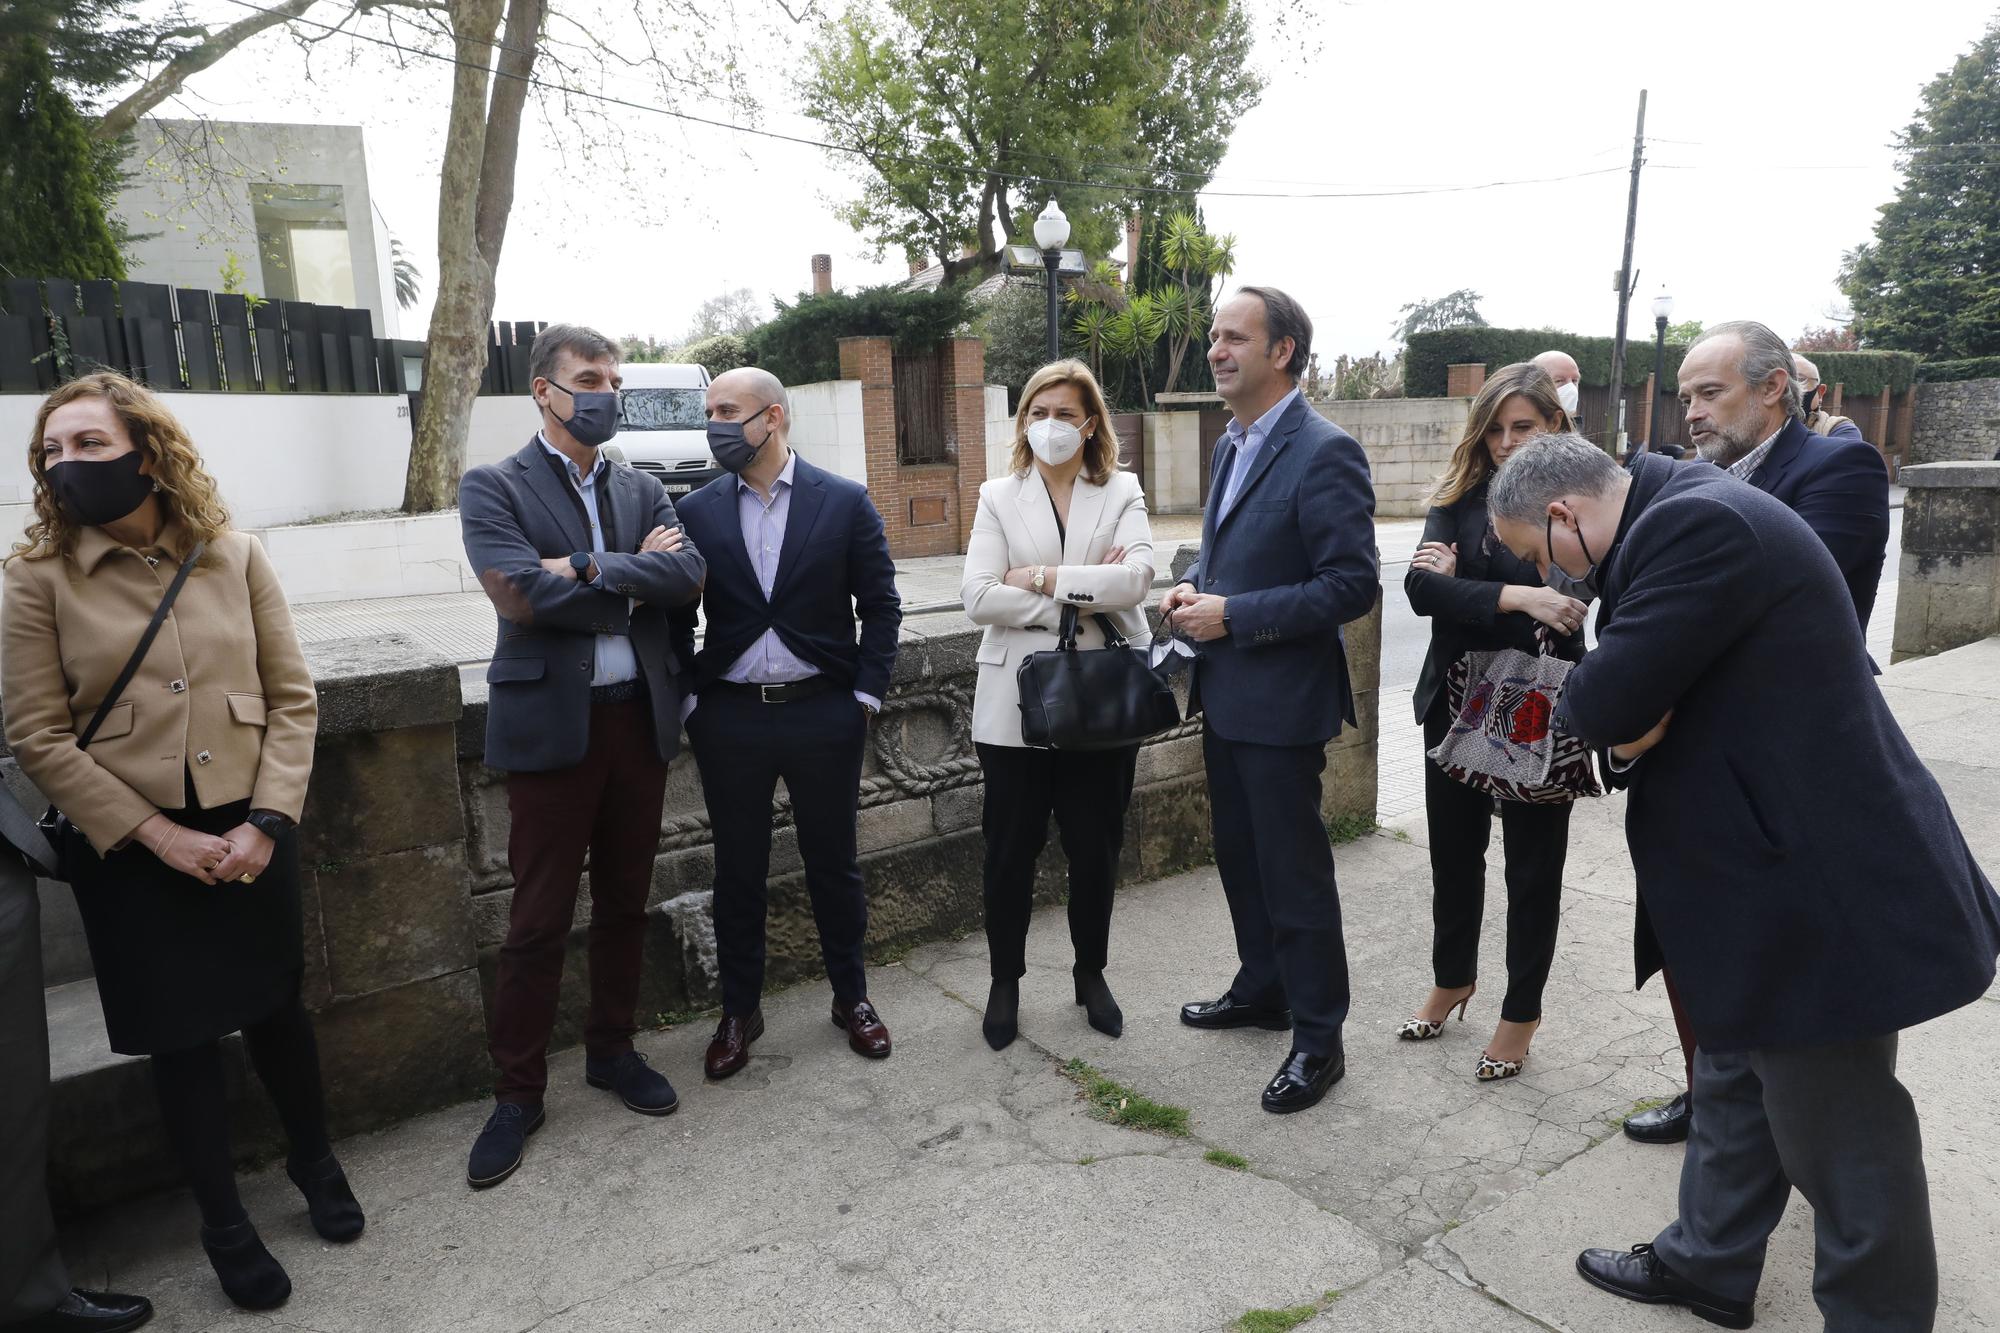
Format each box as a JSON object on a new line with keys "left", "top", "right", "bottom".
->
{"left": 287, "top": 1151, "right": 365, "bottom": 1241}
{"left": 983, "top": 979, "right": 1020, "bottom": 1051}
{"left": 199, "top": 1218, "right": 291, "bottom": 1311}
{"left": 1074, "top": 967, "right": 1123, "bottom": 1038}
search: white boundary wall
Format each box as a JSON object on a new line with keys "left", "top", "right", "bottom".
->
{"left": 787, "top": 380, "right": 865, "bottom": 484}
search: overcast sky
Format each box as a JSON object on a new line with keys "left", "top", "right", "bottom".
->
{"left": 146, "top": 0, "right": 1996, "bottom": 361}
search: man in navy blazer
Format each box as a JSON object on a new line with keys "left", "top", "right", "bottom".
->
{"left": 1160, "top": 287, "right": 1378, "bottom": 1114}
{"left": 457, "top": 324, "right": 707, "bottom": 1188}
{"left": 669, "top": 367, "right": 902, "bottom": 1080}
{"left": 1489, "top": 435, "right": 1999, "bottom": 1330}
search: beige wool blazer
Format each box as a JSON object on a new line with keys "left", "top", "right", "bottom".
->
{"left": 960, "top": 467, "right": 1154, "bottom": 748}
{"left": 2, "top": 526, "right": 318, "bottom": 853}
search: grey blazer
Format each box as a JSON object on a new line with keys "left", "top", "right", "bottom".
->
{"left": 459, "top": 437, "right": 707, "bottom": 771}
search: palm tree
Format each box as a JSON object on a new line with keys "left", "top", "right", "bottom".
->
{"left": 390, "top": 238, "right": 422, "bottom": 311}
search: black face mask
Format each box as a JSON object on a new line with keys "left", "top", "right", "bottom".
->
{"left": 1801, "top": 385, "right": 1823, "bottom": 417}
{"left": 1544, "top": 509, "right": 1601, "bottom": 604}
{"left": 47, "top": 453, "right": 156, "bottom": 528}
{"left": 546, "top": 380, "right": 620, "bottom": 447}
{"left": 707, "top": 406, "right": 774, "bottom": 475}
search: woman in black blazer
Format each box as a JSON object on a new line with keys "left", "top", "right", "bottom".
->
{"left": 1402, "top": 363, "right": 1585, "bottom": 1081}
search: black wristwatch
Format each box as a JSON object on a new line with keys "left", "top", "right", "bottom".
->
{"left": 569, "top": 551, "right": 594, "bottom": 582}
{"left": 246, "top": 809, "right": 294, "bottom": 840}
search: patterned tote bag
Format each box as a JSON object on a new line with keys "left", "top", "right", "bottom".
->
{"left": 1427, "top": 627, "right": 1602, "bottom": 805}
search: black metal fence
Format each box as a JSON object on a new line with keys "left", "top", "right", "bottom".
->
{"left": 0, "top": 276, "right": 544, "bottom": 400}
{"left": 892, "top": 345, "right": 949, "bottom": 465}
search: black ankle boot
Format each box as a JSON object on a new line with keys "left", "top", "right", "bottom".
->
{"left": 1074, "top": 967, "right": 1123, "bottom": 1038}
{"left": 200, "top": 1217, "right": 291, "bottom": 1310}
{"left": 287, "top": 1151, "right": 365, "bottom": 1241}
{"left": 983, "top": 979, "right": 1020, "bottom": 1051}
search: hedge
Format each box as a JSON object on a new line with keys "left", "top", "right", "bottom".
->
{"left": 1404, "top": 327, "right": 1921, "bottom": 398}
{"left": 678, "top": 332, "right": 749, "bottom": 377}
{"left": 745, "top": 282, "right": 973, "bottom": 387}
{"left": 1917, "top": 356, "right": 2000, "bottom": 384}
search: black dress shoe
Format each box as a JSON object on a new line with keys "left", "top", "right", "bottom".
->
{"left": 1260, "top": 1045, "right": 1344, "bottom": 1113}
{"left": 1180, "top": 993, "right": 1293, "bottom": 1031}
{"left": 983, "top": 979, "right": 1020, "bottom": 1051}
{"left": 466, "top": 1101, "right": 546, "bottom": 1189}
{"left": 286, "top": 1151, "right": 365, "bottom": 1241}
{"left": 585, "top": 1050, "right": 680, "bottom": 1115}
{"left": 1624, "top": 1091, "right": 1693, "bottom": 1144}
{"left": 1576, "top": 1243, "right": 1753, "bottom": 1328}
{"left": 198, "top": 1218, "right": 290, "bottom": 1311}
{"left": 1073, "top": 968, "right": 1123, "bottom": 1038}
{"left": 11, "top": 1288, "right": 153, "bottom": 1332}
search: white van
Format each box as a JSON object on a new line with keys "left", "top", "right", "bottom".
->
{"left": 610, "top": 363, "right": 719, "bottom": 498}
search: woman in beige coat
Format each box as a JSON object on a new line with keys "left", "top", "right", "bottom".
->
{"left": 961, "top": 360, "right": 1154, "bottom": 1050}
{"left": 2, "top": 373, "right": 360, "bottom": 1312}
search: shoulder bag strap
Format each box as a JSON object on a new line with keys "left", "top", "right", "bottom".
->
{"left": 75, "top": 541, "right": 205, "bottom": 751}
{"left": 1091, "top": 613, "right": 1129, "bottom": 650}
{"left": 1056, "top": 602, "right": 1081, "bottom": 652}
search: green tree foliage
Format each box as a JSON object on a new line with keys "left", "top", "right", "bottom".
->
{"left": 1148, "top": 211, "right": 1235, "bottom": 399}
{"left": 0, "top": 40, "right": 126, "bottom": 281}
{"left": 1665, "top": 319, "right": 1705, "bottom": 344}
{"left": 0, "top": 0, "right": 164, "bottom": 105}
{"left": 678, "top": 333, "right": 750, "bottom": 377}
{"left": 746, "top": 283, "right": 974, "bottom": 388}
{"left": 1841, "top": 19, "right": 2000, "bottom": 358}
{"left": 800, "top": 0, "right": 1260, "bottom": 284}
{"left": 1394, "top": 289, "right": 1487, "bottom": 343}
{"left": 974, "top": 283, "right": 1062, "bottom": 406}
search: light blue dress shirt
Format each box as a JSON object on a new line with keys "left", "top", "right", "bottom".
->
{"left": 539, "top": 435, "right": 638, "bottom": 687}
{"left": 1218, "top": 386, "right": 1301, "bottom": 519}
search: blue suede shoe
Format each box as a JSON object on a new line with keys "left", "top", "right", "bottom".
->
{"left": 585, "top": 1050, "right": 679, "bottom": 1116}
{"left": 466, "top": 1102, "right": 545, "bottom": 1189}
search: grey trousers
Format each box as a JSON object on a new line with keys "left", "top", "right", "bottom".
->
{"left": 1651, "top": 1035, "right": 1937, "bottom": 1332}
{"left": 0, "top": 859, "right": 68, "bottom": 1323}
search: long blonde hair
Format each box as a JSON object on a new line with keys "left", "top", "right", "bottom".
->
{"left": 1011, "top": 360, "right": 1119, "bottom": 485}
{"left": 13, "top": 372, "right": 232, "bottom": 563}
{"left": 1429, "top": 362, "right": 1573, "bottom": 507}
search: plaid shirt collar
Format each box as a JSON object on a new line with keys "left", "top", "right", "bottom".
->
{"left": 1725, "top": 424, "right": 1786, "bottom": 482}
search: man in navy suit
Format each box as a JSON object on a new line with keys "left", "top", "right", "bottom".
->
{"left": 1160, "top": 287, "right": 1379, "bottom": 1114}
{"left": 458, "top": 324, "right": 707, "bottom": 1188}
{"left": 1488, "top": 435, "right": 1998, "bottom": 1330}
{"left": 669, "top": 367, "right": 902, "bottom": 1080}
{"left": 1625, "top": 319, "right": 1892, "bottom": 1148}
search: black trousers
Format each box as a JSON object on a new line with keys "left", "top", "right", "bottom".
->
{"left": 1422, "top": 704, "right": 1571, "bottom": 1023}
{"left": 976, "top": 742, "right": 1139, "bottom": 980}
{"left": 1204, "top": 729, "right": 1349, "bottom": 1057}
{"left": 688, "top": 687, "right": 870, "bottom": 1017}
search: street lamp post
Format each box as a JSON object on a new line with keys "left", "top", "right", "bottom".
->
{"left": 1646, "top": 289, "right": 1675, "bottom": 454}
{"left": 1033, "top": 200, "right": 1070, "bottom": 361}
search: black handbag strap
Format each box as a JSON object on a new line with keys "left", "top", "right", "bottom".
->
{"left": 1055, "top": 603, "right": 1130, "bottom": 652}
{"left": 75, "top": 541, "right": 204, "bottom": 751}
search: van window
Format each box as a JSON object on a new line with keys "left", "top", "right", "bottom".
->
{"left": 621, "top": 387, "right": 707, "bottom": 431}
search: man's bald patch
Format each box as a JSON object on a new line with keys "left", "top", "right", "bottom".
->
{"left": 712, "top": 365, "right": 788, "bottom": 410}
{"left": 1533, "top": 349, "right": 1582, "bottom": 384}
{"left": 1792, "top": 353, "right": 1820, "bottom": 384}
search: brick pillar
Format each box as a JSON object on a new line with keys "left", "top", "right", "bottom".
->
{"left": 948, "top": 336, "right": 989, "bottom": 553}
{"left": 1445, "top": 363, "right": 1486, "bottom": 397}
{"left": 840, "top": 335, "right": 900, "bottom": 550}
{"left": 811, "top": 254, "right": 832, "bottom": 296}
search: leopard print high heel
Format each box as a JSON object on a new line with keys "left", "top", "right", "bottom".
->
{"left": 1396, "top": 985, "right": 1475, "bottom": 1040}
{"left": 1475, "top": 1051, "right": 1526, "bottom": 1081}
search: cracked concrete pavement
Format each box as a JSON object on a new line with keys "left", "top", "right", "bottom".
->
{"left": 53, "top": 639, "right": 2000, "bottom": 1331}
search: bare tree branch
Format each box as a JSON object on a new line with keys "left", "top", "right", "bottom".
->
{"left": 93, "top": 0, "right": 331, "bottom": 142}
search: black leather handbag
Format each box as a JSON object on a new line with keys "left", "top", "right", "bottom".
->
{"left": 1016, "top": 604, "right": 1181, "bottom": 751}
{"left": 37, "top": 542, "right": 203, "bottom": 881}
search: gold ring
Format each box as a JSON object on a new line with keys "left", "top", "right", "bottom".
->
{"left": 240, "top": 874, "right": 257, "bottom": 884}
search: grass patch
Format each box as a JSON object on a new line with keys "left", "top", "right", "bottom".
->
{"left": 1203, "top": 1148, "right": 1249, "bottom": 1171}
{"left": 1392, "top": 828, "right": 1412, "bottom": 843}
{"left": 1060, "top": 1058, "right": 1190, "bottom": 1137}
{"left": 1076, "top": 1155, "right": 1097, "bottom": 1167}
{"left": 651, "top": 1005, "right": 718, "bottom": 1030}
{"left": 870, "top": 937, "right": 916, "bottom": 966}
{"left": 1325, "top": 813, "right": 1379, "bottom": 845}
{"left": 1232, "top": 1305, "right": 1320, "bottom": 1333}
{"left": 1615, "top": 1095, "right": 1669, "bottom": 1126}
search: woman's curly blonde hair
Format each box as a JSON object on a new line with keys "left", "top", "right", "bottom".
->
{"left": 12, "top": 372, "right": 232, "bottom": 563}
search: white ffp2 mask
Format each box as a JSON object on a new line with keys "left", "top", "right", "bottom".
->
{"left": 1556, "top": 382, "right": 1580, "bottom": 415}
{"left": 1027, "top": 418, "right": 1085, "bottom": 466}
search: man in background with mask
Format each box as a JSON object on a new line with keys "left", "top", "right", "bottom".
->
{"left": 1791, "top": 353, "right": 1866, "bottom": 444}
{"left": 669, "top": 367, "right": 902, "bottom": 1080}
{"left": 458, "top": 324, "right": 707, "bottom": 1189}
{"left": 1531, "top": 349, "right": 1583, "bottom": 420}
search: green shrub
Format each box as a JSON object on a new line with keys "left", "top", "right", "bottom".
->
{"left": 1917, "top": 356, "right": 2000, "bottom": 384}
{"left": 746, "top": 282, "right": 974, "bottom": 387}
{"left": 1403, "top": 328, "right": 1919, "bottom": 398}
{"left": 677, "top": 332, "right": 750, "bottom": 377}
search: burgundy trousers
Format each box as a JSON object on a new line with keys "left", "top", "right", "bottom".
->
{"left": 488, "top": 698, "right": 668, "bottom": 1105}
{"left": 1663, "top": 965, "right": 1698, "bottom": 1088}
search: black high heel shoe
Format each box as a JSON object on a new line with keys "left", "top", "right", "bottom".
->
{"left": 1073, "top": 967, "right": 1123, "bottom": 1038}
{"left": 287, "top": 1151, "right": 365, "bottom": 1241}
{"left": 200, "top": 1217, "right": 291, "bottom": 1310}
{"left": 983, "top": 979, "right": 1020, "bottom": 1051}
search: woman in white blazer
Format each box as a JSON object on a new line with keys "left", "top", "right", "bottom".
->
{"left": 961, "top": 360, "right": 1155, "bottom": 1051}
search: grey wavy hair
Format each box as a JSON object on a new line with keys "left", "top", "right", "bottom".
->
{"left": 1487, "top": 432, "right": 1624, "bottom": 524}
{"left": 1696, "top": 320, "right": 1803, "bottom": 421}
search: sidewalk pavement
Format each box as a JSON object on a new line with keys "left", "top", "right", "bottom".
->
{"left": 53, "top": 638, "right": 2000, "bottom": 1331}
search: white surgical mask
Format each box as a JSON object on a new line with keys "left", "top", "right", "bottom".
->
{"left": 1556, "top": 381, "right": 1580, "bottom": 415}
{"left": 1027, "top": 418, "right": 1085, "bottom": 466}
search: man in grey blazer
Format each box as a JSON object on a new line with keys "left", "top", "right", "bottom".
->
{"left": 0, "top": 801, "right": 152, "bottom": 1331}
{"left": 1161, "top": 287, "right": 1379, "bottom": 1114}
{"left": 456, "top": 324, "right": 706, "bottom": 1189}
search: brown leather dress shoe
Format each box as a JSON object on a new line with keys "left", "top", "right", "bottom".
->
{"left": 831, "top": 998, "right": 892, "bottom": 1058}
{"left": 704, "top": 1010, "right": 764, "bottom": 1080}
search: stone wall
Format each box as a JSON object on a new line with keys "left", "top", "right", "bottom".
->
{"left": 1911, "top": 378, "right": 2000, "bottom": 466}
{"left": 1142, "top": 411, "right": 1207, "bottom": 514}
{"left": 25, "top": 563, "right": 1383, "bottom": 1214}
{"left": 1310, "top": 397, "right": 1467, "bottom": 517}
{"left": 1893, "top": 461, "right": 2000, "bottom": 662}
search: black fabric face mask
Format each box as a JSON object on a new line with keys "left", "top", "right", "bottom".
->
{"left": 47, "top": 452, "right": 155, "bottom": 527}
{"left": 548, "top": 380, "right": 620, "bottom": 447}
{"left": 707, "top": 406, "right": 774, "bottom": 474}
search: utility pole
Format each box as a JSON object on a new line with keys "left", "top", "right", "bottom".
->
{"left": 1604, "top": 89, "right": 1647, "bottom": 454}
